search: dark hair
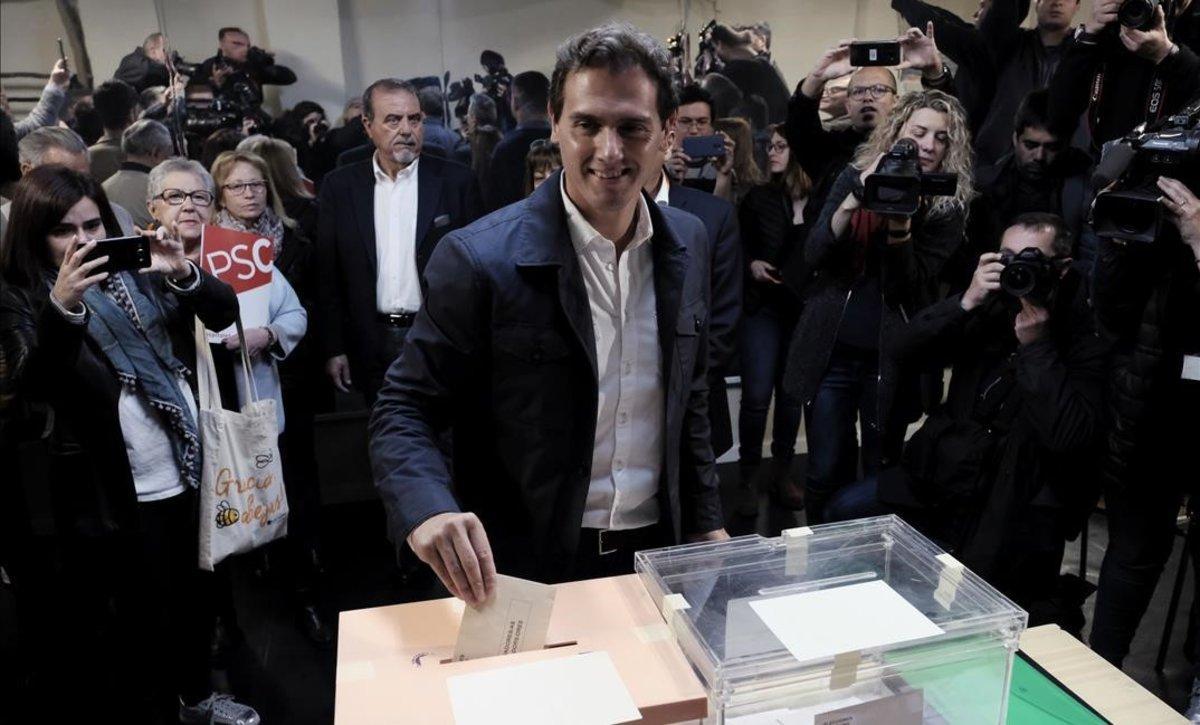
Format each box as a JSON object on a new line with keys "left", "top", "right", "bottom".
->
{"left": 219, "top": 27, "right": 247, "bottom": 41}
{"left": 362, "top": 78, "right": 418, "bottom": 120}
{"left": 550, "top": 23, "right": 677, "bottom": 123}
{"left": 200, "top": 127, "right": 246, "bottom": 170}
{"left": 92, "top": 79, "right": 139, "bottom": 132}
{"left": 417, "top": 87, "right": 445, "bottom": 119}
{"left": 511, "top": 71, "right": 550, "bottom": 115}
{"left": 524, "top": 140, "right": 562, "bottom": 196}
{"left": 1009, "top": 212, "right": 1072, "bottom": 257}
{"left": 1013, "top": 89, "right": 1056, "bottom": 138}
{"left": 677, "top": 83, "right": 714, "bottom": 117}
{"left": 0, "top": 110, "right": 19, "bottom": 187}
{"left": 1, "top": 165, "right": 122, "bottom": 289}
{"left": 292, "top": 100, "right": 325, "bottom": 121}
{"left": 711, "top": 23, "right": 751, "bottom": 48}
{"left": 69, "top": 103, "right": 104, "bottom": 146}
{"left": 700, "top": 73, "right": 742, "bottom": 120}
{"left": 767, "top": 123, "right": 811, "bottom": 200}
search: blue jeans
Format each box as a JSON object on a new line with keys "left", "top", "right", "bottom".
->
{"left": 804, "top": 346, "right": 881, "bottom": 524}
{"left": 737, "top": 305, "right": 802, "bottom": 465}
{"left": 825, "top": 475, "right": 885, "bottom": 522}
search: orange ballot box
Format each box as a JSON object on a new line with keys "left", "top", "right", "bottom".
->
{"left": 335, "top": 574, "right": 708, "bottom": 724}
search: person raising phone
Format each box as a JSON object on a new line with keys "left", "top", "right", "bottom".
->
{"left": 0, "top": 165, "right": 259, "bottom": 724}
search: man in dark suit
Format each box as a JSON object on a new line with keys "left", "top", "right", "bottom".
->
{"left": 317, "top": 78, "right": 484, "bottom": 403}
{"left": 644, "top": 144, "right": 742, "bottom": 465}
{"left": 486, "top": 71, "right": 551, "bottom": 210}
{"left": 369, "top": 24, "right": 729, "bottom": 603}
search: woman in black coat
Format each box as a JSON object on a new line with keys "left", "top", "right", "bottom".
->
{"left": 736, "top": 124, "right": 816, "bottom": 512}
{"left": 783, "top": 90, "right": 974, "bottom": 524}
{"left": 0, "top": 165, "right": 259, "bottom": 723}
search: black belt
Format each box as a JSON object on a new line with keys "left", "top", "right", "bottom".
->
{"left": 580, "top": 524, "right": 664, "bottom": 556}
{"left": 377, "top": 311, "right": 417, "bottom": 326}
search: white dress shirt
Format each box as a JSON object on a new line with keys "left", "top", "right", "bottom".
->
{"left": 653, "top": 173, "right": 671, "bottom": 206}
{"left": 560, "top": 174, "right": 664, "bottom": 530}
{"left": 373, "top": 153, "right": 422, "bottom": 313}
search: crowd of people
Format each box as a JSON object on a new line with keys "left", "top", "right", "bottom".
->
{"left": 2, "top": 2, "right": 1200, "bottom": 722}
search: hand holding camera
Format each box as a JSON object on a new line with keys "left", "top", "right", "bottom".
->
{"left": 1014, "top": 298, "right": 1051, "bottom": 346}
{"left": 1158, "top": 176, "right": 1200, "bottom": 257}
{"left": 897, "top": 23, "right": 944, "bottom": 79}
{"left": 1119, "top": 5, "right": 1174, "bottom": 63}
{"left": 961, "top": 252, "right": 1004, "bottom": 311}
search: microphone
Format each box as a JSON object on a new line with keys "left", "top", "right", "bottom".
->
{"left": 1091, "top": 141, "right": 1136, "bottom": 190}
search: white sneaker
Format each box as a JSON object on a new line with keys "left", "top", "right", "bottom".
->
{"left": 1185, "top": 676, "right": 1200, "bottom": 723}
{"left": 179, "top": 692, "right": 261, "bottom": 725}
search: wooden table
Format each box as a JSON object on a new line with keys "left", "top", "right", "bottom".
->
{"left": 1020, "top": 624, "right": 1186, "bottom": 724}
{"left": 334, "top": 574, "right": 707, "bottom": 724}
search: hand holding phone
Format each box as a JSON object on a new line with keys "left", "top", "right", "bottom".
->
{"left": 850, "top": 40, "right": 901, "bottom": 67}
{"left": 82, "top": 235, "right": 152, "bottom": 275}
{"left": 682, "top": 134, "right": 727, "bottom": 161}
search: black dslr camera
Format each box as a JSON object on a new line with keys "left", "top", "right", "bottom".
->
{"left": 1000, "top": 248, "right": 1063, "bottom": 302}
{"left": 1091, "top": 96, "right": 1200, "bottom": 243}
{"left": 862, "top": 138, "right": 959, "bottom": 215}
{"left": 1118, "top": 0, "right": 1161, "bottom": 29}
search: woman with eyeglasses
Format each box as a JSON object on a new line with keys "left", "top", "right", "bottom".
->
{"left": 734, "top": 125, "right": 814, "bottom": 514}
{"left": 523, "top": 139, "right": 561, "bottom": 196}
{"left": 0, "top": 164, "right": 260, "bottom": 723}
{"left": 206, "top": 149, "right": 332, "bottom": 643}
{"left": 782, "top": 89, "right": 975, "bottom": 525}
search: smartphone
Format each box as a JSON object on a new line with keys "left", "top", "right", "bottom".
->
{"left": 56, "top": 37, "right": 66, "bottom": 62}
{"left": 850, "top": 40, "right": 901, "bottom": 67}
{"left": 83, "top": 235, "right": 152, "bottom": 275}
{"left": 682, "top": 134, "right": 726, "bottom": 160}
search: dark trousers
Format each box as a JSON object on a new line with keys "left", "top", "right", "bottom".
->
{"left": 804, "top": 345, "right": 881, "bottom": 524}
{"left": 61, "top": 490, "right": 212, "bottom": 721}
{"left": 362, "top": 321, "right": 413, "bottom": 406}
{"left": 1090, "top": 475, "right": 1187, "bottom": 667}
{"left": 738, "top": 304, "right": 802, "bottom": 465}
{"left": 278, "top": 374, "right": 323, "bottom": 602}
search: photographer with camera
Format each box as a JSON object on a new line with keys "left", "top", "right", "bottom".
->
{"left": 114, "top": 33, "right": 173, "bottom": 92}
{"left": 833, "top": 213, "right": 1106, "bottom": 631}
{"left": 1048, "top": 0, "right": 1199, "bottom": 152}
{"left": 197, "top": 27, "right": 296, "bottom": 104}
{"left": 1087, "top": 166, "right": 1200, "bottom": 683}
{"left": 782, "top": 89, "right": 974, "bottom": 524}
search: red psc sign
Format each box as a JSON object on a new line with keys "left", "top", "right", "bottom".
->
{"left": 200, "top": 225, "right": 275, "bottom": 295}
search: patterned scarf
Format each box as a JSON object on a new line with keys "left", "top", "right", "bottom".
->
{"left": 214, "top": 206, "right": 285, "bottom": 259}
{"left": 79, "top": 272, "right": 202, "bottom": 488}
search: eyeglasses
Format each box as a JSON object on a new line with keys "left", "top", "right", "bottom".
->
{"left": 768, "top": 142, "right": 788, "bottom": 153}
{"left": 222, "top": 180, "right": 267, "bottom": 195}
{"left": 155, "top": 189, "right": 214, "bottom": 206}
{"left": 847, "top": 84, "right": 896, "bottom": 100}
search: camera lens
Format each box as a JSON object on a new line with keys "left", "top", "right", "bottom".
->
{"left": 1118, "top": 0, "right": 1157, "bottom": 29}
{"left": 1000, "top": 264, "right": 1036, "bottom": 297}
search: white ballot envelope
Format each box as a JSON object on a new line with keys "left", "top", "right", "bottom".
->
{"left": 452, "top": 574, "right": 557, "bottom": 661}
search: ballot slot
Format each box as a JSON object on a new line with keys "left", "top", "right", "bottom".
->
{"left": 438, "top": 640, "right": 579, "bottom": 665}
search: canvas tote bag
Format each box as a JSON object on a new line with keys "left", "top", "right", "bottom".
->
{"left": 195, "top": 315, "right": 288, "bottom": 570}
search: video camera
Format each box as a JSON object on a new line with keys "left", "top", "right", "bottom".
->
{"left": 182, "top": 80, "right": 267, "bottom": 137}
{"left": 1090, "top": 96, "right": 1200, "bottom": 243}
{"left": 863, "top": 138, "right": 959, "bottom": 215}
{"left": 476, "top": 50, "right": 511, "bottom": 102}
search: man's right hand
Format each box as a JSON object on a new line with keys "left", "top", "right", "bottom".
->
{"left": 50, "top": 58, "right": 70, "bottom": 89}
{"left": 962, "top": 252, "right": 1004, "bottom": 311}
{"left": 665, "top": 147, "right": 690, "bottom": 183}
{"left": 749, "top": 260, "right": 783, "bottom": 285}
{"left": 1086, "top": 0, "right": 1121, "bottom": 34}
{"left": 407, "top": 512, "right": 497, "bottom": 606}
{"left": 800, "top": 40, "right": 855, "bottom": 99}
{"left": 326, "top": 354, "right": 353, "bottom": 392}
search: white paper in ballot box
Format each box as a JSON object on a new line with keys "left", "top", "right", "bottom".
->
{"left": 199, "top": 225, "right": 275, "bottom": 343}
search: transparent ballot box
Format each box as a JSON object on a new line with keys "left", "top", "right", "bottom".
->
{"left": 634, "top": 515, "right": 1028, "bottom": 724}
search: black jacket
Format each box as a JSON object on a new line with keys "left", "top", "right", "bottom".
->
{"left": 783, "top": 86, "right": 869, "bottom": 211}
{"left": 368, "top": 172, "right": 723, "bottom": 582}
{"left": 879, "top": 270, "right": 1106, "bottom": 577}
{"left": 197, "top": 47, "right": 297, "bottom": 100}
{"left": 1047, "top": 5, "right": 1200, "bottom": 151}
{"left": 666, "top": 181, "right": 742, "bottom": 457}
{"left": 486, "top": 122, "right": 551, "bottom": 211}
{"left": 316, "top": 153, "right": 484, "bottom": 389}
{"left": 738, "top": 182, "right": 818, "bottom": 312}
{"left": 0, "top": 269, "right": 237, "bottom": 535}
{"left": 719, "top": 58, "right": 791, "bottom": 125}
{"left": 783, "top": 166, "right": 965, "bottom": 438}
{"left": 113, "top": 47, "right": 171, "bottom": 92}
{"left": 1093, "top": 236, "right": 1200, "bottom": 488}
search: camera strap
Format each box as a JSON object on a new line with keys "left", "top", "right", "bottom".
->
{"left": 1088, "top": 67, "right": 1169, "bottom": 138}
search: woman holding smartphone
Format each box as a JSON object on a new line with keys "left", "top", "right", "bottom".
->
{"left": 0, "top": 164, "right": 259, "bottom": 723}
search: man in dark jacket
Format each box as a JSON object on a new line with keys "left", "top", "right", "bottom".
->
{"left": 1089, "top": 176, "right": 1200, "bottom": 676}
{"left": 196, "top": 27, "right": 296, "bottom": 104}
{"left": 850, "top": 214, "right": 1107, "bottom": 629}
{"left": 114, "top": 33, "right": 172, "bottom": 92}
{"left": 1048, "top": 0, "right": 1200, "bottom": 152}
{"left": 369, "top": 25, "right": 728, "bottom": 603}
{"left": 486, "top": 71, "right": 551, "bottom": 210}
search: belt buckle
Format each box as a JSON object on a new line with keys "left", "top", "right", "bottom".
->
{"left": 598, "top": 529, "right": 618, "bottom": 556}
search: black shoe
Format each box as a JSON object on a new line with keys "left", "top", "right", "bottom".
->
{"left": 769, "top": 459, "right": 806, "bottom": 511}
{"left": 297, "top": 604, "right": 333, "bottom": 647}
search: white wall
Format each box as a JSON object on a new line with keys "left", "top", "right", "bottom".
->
{"left": 4, "top": 0, "right": 1097, "bottom": 120}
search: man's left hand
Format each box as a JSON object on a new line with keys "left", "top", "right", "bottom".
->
{"left": 686, "top": 529, "right": 731, "bottom": 543}
{"left": 1120, "top": 6, "right": 1175, "bottom": 63}
{"left": 1014, "top": 298, "right": 1050, "bottom": 346}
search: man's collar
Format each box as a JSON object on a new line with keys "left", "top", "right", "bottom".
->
{"left": 516, "top": 118, "right": 551, "bottom": 131}
{"left": 372, "top": 151, "right": 420, "bottom": 183}
{"left": 559, "top": 172, "right": 654, "bottom": 254}
{"left": 650, "top": 171, "right": 671, "bottom": 206}
{"left": 120, "top": 160, "right": 153, "bottom": 173}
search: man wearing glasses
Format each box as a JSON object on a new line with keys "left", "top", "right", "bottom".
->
{"left": 316, "top": 78, "right": 484, "bottom": 403}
